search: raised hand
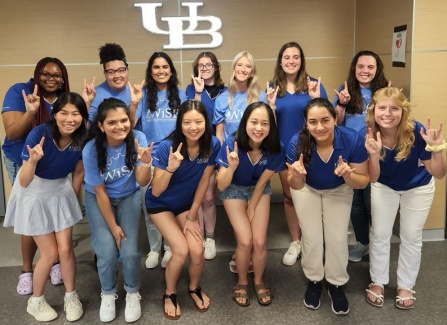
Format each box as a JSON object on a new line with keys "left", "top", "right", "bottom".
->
{"left": 82, "top": 77, "right": 96, "bottom": 104}
{"left": 167, "top": 143, "right": 184, "bottom": 172}
{"left": 420, "top": 117, "right": 444, "bottom": 146}
{"left": 307, "top": 76, "right": 321, "bottom": 99}
{"left": 334, "top": 81, "right": 350, "bottom": 105}
{"left": 365, "top": 127, "right": 382, "bottom": 156}
{"left": 129, "top": 79, "right": 145, "bottom": 105}
{"left": 286, "top": 153, "right": 307, "bottom": 177}
{"left": 334, "top": 155, "right": 355, "bottom": 178}
{"left": 26, "top": 137, "right": 45, "bottom": 163}
{"left": 266, "top": 81, "right": 278, "bottom": 107}
{"left": 226, "top": 141, "right": 239, "bottom": 170}
{"left": 135, "top": 139, "right": 154, "bottom": 165}
{"left": 191, "top": 71, "right": 204, "bottom": 94}
{"left": 22, "top": 85, "right": 40, "bottom": 114}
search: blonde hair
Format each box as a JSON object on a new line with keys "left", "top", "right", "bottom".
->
{"left": 366, "top": 87, "right": 414, "bottom": 161}
{"left": 228, "top": 51, "right": 260, "bottom": 109}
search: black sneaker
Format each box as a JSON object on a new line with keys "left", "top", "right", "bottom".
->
{"left": 304, "top": 280, "right": 323, "bottom": 309}
{"left": 328, "top": 284, "right": 349, "bottom": 315}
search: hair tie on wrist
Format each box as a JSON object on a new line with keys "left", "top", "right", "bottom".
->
{"left": 165, "top": 167, "right": 175, "bottom": 173}
{"left": 425, "top": 140, "right": 447, "bottom": 152}
{"left": 186, "top": 215, "right": 198, "bottom": 221}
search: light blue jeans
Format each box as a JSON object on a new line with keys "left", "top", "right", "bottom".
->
{"left": 3, "top": 155, "right": 20, "bottom": 184}
{"left": 85, "top": 190, "right": 142, "bottom": 295}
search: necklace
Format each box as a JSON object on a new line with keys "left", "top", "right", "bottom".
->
{"left": 205, "top": 85, "right": 220, "bottom": 100}
{"left": 44, "top": 96, "right": 58, "bottom": 109}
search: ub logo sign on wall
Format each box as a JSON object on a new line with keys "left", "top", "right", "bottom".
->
{"left": 135, "top": 2, "right": 223, "bottom": 49}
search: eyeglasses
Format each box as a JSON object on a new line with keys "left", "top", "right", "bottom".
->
{"left": 39, "top": 72, "right": 63, "bottom": 81}
{"left": 104, "top": 67, "right": 127, "bottom": 76}
{"left": 198, "top": 63, "right": 214, "bottom": 70}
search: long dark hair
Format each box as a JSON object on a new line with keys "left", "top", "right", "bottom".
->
{"left": 191, "top": 52, "right": 224, "bottom": 87}
{"left": 50, "top": 93, "right": 88, "bottom": 149}
{"left": 298, "top": 98, "right": 336, "bottom": 165}
{"left": 166, "top": 100, "right": 212, "bottom": 160}
{"left": 145, "top": 52, "right": 181, "bottom": 114}
{"left": 32, "top": 57, "right": 70, "bottom": 128}
{"left": 84, "top": 98, "right": 136, "bottom": 173}
{"left": 235, "top": 102, "right": 281, "bottom": 153}
{"left": 345, "top": 50, "right": 388, "bottom": 114}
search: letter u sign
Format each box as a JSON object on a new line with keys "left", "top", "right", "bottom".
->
{"left": 135, "top": 2, "right": 223, "bottom": 49}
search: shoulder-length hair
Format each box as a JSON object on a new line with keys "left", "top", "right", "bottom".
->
{"left": 235, "top": 102, "right": 281, "bottom": 153}
{"left": 366, "top": 87, "right": 414, "bottom": 161}
{"left": 32, "top": 57, "right": 70, "bottom": 129}
{"left": 145, "top": 52, "right": 181, "bottom": 114}
{"left": 272, "top": 42, "right": 309, "bottom": 97}
{"left": 191, "top": 52, "right": 224, "bottom": 87}
{"left": 50, "top": 92, "right": 88, "bottom": 149}
{"left": 84, "top": 98, "right": 136, "bottom": 173}
{"left": 166, "top": 100, "right": 213, "bottom": 160}
{"left": 346, "top": 50, "right": 388, "bottom": 114}
{"left": 298, "top": 98, "right": 337, "bottom": 165}
{"left": 228, "top": 51, "right": 261, "bottom": 109}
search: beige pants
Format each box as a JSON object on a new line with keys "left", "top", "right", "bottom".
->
{"left": 290, "top": 183, "right": 353, "bottom": 285}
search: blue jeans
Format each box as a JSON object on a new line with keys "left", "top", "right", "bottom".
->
{"left": 85, "top": 190, "right": 142, "bottom": 295}
{"left": 3, "top": 155, "right": 20, "bottom": 184}
{"left": 350, "top": 184, "right": 371, "bottom": 245}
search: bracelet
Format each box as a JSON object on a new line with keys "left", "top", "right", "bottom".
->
{"left": 140, "top": 161, "right": 152, "bottom": 168}
{"left": 195, "top": 91, "right": 203, "bottom": 95}
{"left": 186, "top": 215, "right": 198, "bottom": 222}
{"left": 336, "top": 100, "right": 347, "bottom": 108}
{"left": 425, "top": 140, "right": 447, "bottom": 152}
{"left": 165, "top": 167, "right": 175, "bottom": 173}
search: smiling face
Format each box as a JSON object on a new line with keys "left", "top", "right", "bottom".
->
{"left": 38, "top": 62, "right": 64, "bottom": 94}
{"left": 281, "top": 46, "right": 301, "bottom": 76}
{"left": 54, "top": 103, "right": 83, "bottom": 138}
{"left": 374, "top": 97, "right": 402, "bottom": 131}
{"left": 181, "top": 109, "right": 206, "bottom": 143}
{"left": 99, "top": 107, "right": 131, "bottom": 146}
{"left": 306, "top": 106, "right": 336, "bottom": 145}
{"left": 104, "top": 60, "right": 128, "bottom": 91}
{"left": 234, "top": 56, "right": 253, "bottom": 84}
{"left": 246, "top": 107, "right": 270, "bottom": 147}
{"left": 151, "top": 57, "right": 172, "bottom": 89}
{"left": 355, "top": 55, "right": 377, "bottom": 88}
{"left": 197, "top": 56, "right": 216, "bottom": 84}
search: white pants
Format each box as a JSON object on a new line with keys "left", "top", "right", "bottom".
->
{"left": 369, "top": 178, "right": 434, "bottom": 289}
{"left": 290, "top": 183, "right": 353, "bottom": 285}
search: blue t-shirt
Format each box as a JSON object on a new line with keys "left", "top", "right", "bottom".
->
{"left": 145, "top": 137, "right": 221, "bottom": 211}
{"left": 274, "top": 79, "right": 328, "bottom": 147}
{"left": 216, "top": 136, "right": 286, "bottom": 186}
{"left": 135, "top": 87, "right": 187, "bottom": 148}
{"left": 21, "top": 124, "right": 82, "bottom": 179}
{"left": 88, "top": 81, "right": 142, "bottom": 123}
{"left": 82, "top": 130, "right": 148, "bottom": 199}
{"left": 332, "top": 86, "right": 372, "bottom": 138}
{"left": 287, "top": 126, "right": 368, "bottom": 190}
{"left": 2, "top": 79, "right": 53, "bottom": 164}
{"left": 186, "top": 83, "right": 227, "bottom": 133}
{"left": 377, "top": 121, "right": 432, "bottom": 191}
{"left": 213, "top": 91, "right": 267, "bottom": 141}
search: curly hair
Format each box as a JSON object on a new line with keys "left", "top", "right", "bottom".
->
{"left": 366, "top": 87, "right": 414, "bottom": 161}
{"left": 99, "top": 43, "right": 128, "bottom": 68}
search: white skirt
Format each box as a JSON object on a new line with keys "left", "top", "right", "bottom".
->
{"left": 3, "top": 169, "right": 83, "bottom": 236}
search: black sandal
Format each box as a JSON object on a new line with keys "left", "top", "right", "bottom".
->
{"left": 162, "top": 293, "right": 180, "bottom": 320}
{"left": 188, "top": 287, "right": 210, "bottom": 312}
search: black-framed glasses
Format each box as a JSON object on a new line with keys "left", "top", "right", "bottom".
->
{"left": 39, "top": 72, "right": 63, "bottom": 81}
{"left": 104, "top": 67, "right": 127, "bottom": 76}
{"left": 198, "top": 63, "right": 214, "bottom": 70}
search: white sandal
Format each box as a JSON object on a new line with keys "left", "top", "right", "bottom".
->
{"left": 365, "top": 283, "right": 384, "bottom": 307}
{"left": 395, "top": 287, "right": 416, "bottom": 310}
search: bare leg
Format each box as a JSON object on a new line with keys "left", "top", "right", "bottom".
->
{"left": 21, "top": 235, "right": 38, "bottom": 272}
{"left": 55, "top": 228, "right": 76, "bottom": 293}
{"left": 32, "top": 234, "right": 58, "bottom": 297}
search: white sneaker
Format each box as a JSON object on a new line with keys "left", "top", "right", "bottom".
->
{"left": 145, "top": 251, "right": 160, "bottom": 269}
{"left": 282, "top": 240, "right": 301, "bottom": 266}
{"left": 27, "top": 295, "right": 58, "bottom": 322}
{"left": 64, "top": 291, "right": 83, "bottom": 321}
{"left": 100, "top": 293, "right": 118, "bottom": 322}
{"left": 125, "top": 292, "right": 142, "bottom": 322}
{"left": 161, "top": 250, "right": 172, "bottom": 268}
{"left": 204, "top": 238, "right": 217, "bottom": 260}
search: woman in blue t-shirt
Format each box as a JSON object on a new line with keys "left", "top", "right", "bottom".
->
{"left": 146, "top": 100, "right": 220, "bottom": 320}
{"left": 4, "top": 92, "right": 88, "bottom": 322}
{"left": 364, "top": 87, "right": 446, "bottom": 310}
{"left": 83, "top": 98, "right": 153, "bottom": 323}
{"left": 186, "top": 52, "right": 227, "bottom": 260}
{"left": 216, "top": 102, "right": 285, "bottom": 307}
{"left": 287, "top": 98, "right": 369, "bottom": 315}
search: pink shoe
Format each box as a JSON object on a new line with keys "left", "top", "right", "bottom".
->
{"left": 17, "top": 272, "right": 33, "bottom": 295}
{"left": 50, "top": 263, "right": 63, "bottom": 285}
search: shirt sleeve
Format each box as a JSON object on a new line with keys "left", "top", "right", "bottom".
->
{"left": 185, "top": 84, "right": 195, "bottom": 100}
{"left": 2, "top": 83, "right": 28, "bottom": 113}
{"left": 151, "top": 140, "right": 170, "bottom": 169}
{"left": 286, "top": 133, "right": 299, "bottom": 164}
{"left": 213, "top": 93, "right": 228, "bottom": 125}
{"left": 82, "top": 142, "right": 104, "bottom": 187}
{"left": 216, "top": 137, "right": 233, "bottom": 168}
{"left": 267, "top": 147, "right": 286, "bottom": 172}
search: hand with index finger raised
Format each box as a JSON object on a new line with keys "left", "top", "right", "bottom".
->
{"left": 226, "top": 141, "right": 239, "bottom": 169}
{"left": 167, "top": 143, "right": 184, "bottom": 172}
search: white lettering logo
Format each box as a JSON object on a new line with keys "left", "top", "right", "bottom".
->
{"left": 135, "top": 2, "right": 223, "bottom": 49}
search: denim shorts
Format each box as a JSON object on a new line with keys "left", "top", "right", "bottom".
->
{"left": 3, "top": 155, "right": 21, "bottom": 184}
{"left": 219, "top": 182, "right": 272, "bottom": 202}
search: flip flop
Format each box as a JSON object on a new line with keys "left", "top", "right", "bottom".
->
{"left": 188, "top": 287, "right": 210, "bottom": 312}
{"left": 365, "top": 283, "right": 384, "bottom": 307}
{"left": 163, "top": 293, "right": 181, "bottom": 320}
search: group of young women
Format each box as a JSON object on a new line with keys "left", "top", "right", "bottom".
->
{"left": 2, "top": 41, "right": 446, "bottom": 322}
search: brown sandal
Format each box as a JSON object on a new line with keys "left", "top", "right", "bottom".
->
{"left": 255, "top": 283, "right": 273, "bottom": 306}
{"left": 188, "top": 287, "right": 210, "bottom": 312}
{"left": 233, "top": 284, "right": 250, "bottom": 307}
{"left": 162, "top": 293, "right": 180, "bottom": 320}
